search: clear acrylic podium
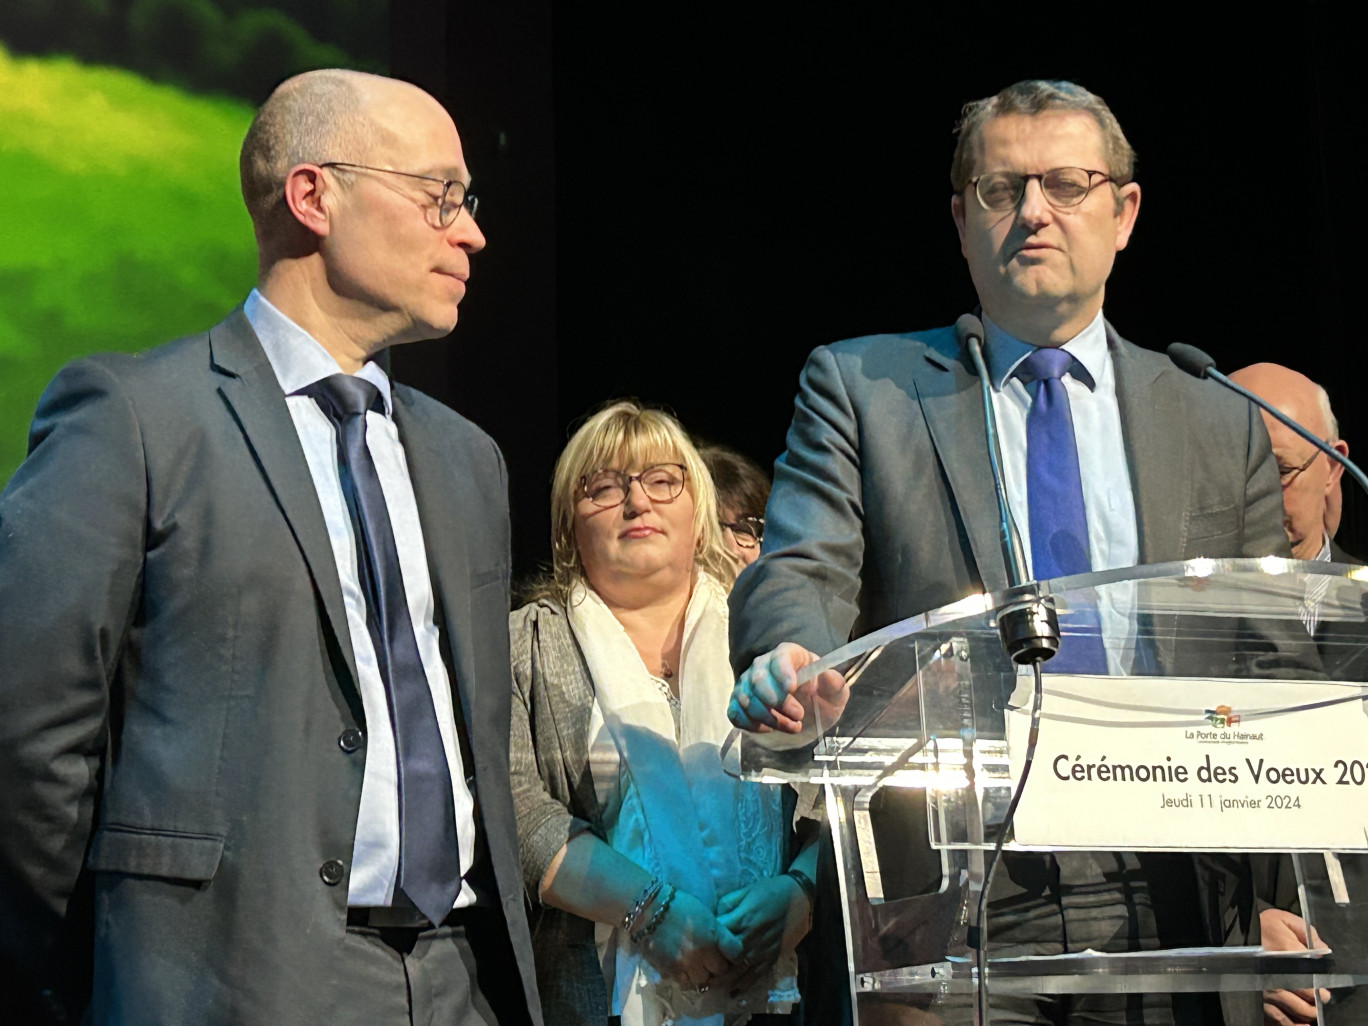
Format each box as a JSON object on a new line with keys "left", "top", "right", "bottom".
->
{"left": 736, "top": 558, "right": 1368, "bottom": 1023}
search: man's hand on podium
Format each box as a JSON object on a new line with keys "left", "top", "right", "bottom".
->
{"left": 728, "top": 642, "right": 849, "bottom": 733}
{"left": 1260, "top": 907, "right": 1330, "bottom": 1026}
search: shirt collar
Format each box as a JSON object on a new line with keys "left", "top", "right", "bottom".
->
{"left": 982, "top": 309, "right": 1107, "bottom": 393}
{"left": 243, "top": 288, "right": 393, "bottom": 416}
{"left": 1315, "top": 533, "right": 1333, "bottom": 562}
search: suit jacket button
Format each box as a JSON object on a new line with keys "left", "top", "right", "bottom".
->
{"left": 320, "top": 859, "right": 346, "bottom": 886}
{"left": 338, "top": 727, "right": 364, "bottom": 753}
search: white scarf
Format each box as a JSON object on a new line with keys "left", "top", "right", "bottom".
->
{"left": 567, "top": 574, "right": 797, "bottom": 1026}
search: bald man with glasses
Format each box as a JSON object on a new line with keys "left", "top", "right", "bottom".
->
{"left": 1228, "top": 363, "right": 1353, "bottom": 566}
{"left": 1226, "top": 363, "right": 1368, "bottom": 1026}
{"left": 0, "top": 70, "right": 539, "bottom": 1025}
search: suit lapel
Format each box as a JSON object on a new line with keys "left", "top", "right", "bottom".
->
{"left": 210, "top": 310, "right": 359, "bottom": 692}
{"left": 391, "top": 393, "right": 477, "bottom": 729}
{"left": 1110, "top": 328, "right": 1187, "bottom": 563}
{"left": 912, "top": 336, "right": 1010, "bottom": 592}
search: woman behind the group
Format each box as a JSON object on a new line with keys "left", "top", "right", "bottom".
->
{"left": 509, "top": 401, "right": 814, "bottom": 1025}
{"left": 697, "top": 443, "right": 770, "bottom": 572}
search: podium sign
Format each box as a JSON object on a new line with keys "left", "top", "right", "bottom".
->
{"left": 737, "top": 559, "right": 1368, "bottom": 1017}
{"left": 1006, "top": 676, "right": 1368, "bottom": 850}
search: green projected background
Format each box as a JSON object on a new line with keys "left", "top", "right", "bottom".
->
{"left": 0, "top": 44, "right": 256, "bottom": 482}
{"left": 0, "top": 2, "right": 387, "bottom": 486}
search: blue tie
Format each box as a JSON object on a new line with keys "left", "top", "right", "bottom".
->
{"left": 1016, "top": 348, "right": 1107, "bottom": 673}
{"left": 301, "top": 374, "right": 460, "bottom": 925}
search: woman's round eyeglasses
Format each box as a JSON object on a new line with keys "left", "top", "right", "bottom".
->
{"left": 580, "top": 464, "right": 686, "bottom": 509}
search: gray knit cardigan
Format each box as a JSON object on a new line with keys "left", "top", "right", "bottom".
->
{"left": 509, "top": 599, "right": 611, "bottom": 1024}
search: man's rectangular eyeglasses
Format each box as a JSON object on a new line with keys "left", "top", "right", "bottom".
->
{"left": 721, "top": 516, "right": 764, "bottom": 549}
{"left": 969, "top": 167, "right": 1113, "bottom": 212}
{"left": 580, "top": 464, "right": 687, "bottom": 508}
{"left": 319, "top": 162, "right": 479, "bottom": 227}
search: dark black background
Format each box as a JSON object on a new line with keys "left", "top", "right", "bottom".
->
{"left": 391, "top": 2, "right": 1368, "bottom": 580}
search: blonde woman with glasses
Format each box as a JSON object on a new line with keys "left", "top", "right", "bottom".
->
{"left": 509, "top": 401, "right": 815, "bottom": 1025}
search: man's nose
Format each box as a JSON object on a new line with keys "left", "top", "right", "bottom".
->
{"left": 448, "top": 209, "right": 486, "bottom": 253}
{"left": 1016, "top": 177, "right": 1053, "bottom": 231}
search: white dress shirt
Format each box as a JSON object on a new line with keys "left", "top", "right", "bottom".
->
{"left": 1302, "top": 533, "right": 1334, "bottom": 635}
{"left": 983, "top": 310, "right": 1139, "bottom": 672}
{"left": 245, "top": 289, "right": 476, "bottom": 909}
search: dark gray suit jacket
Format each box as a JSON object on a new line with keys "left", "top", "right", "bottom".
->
{"left": 731, "top": 322, "right": 1289, "bottom": 667}
{"left": 728, "top": 322, "right": 1291, "bottom": 1024}
{"left": 0, "top": 310, "right": 541, "bottom": 1024}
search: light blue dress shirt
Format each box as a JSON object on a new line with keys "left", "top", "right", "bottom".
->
{"left": 245, "top": 289, "right": 476, "bottom": 909}
{"left": 983, "top": 310, "right": 1139, "bottom": 672}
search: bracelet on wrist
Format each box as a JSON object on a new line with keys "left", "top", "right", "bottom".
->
{"left": 622, "top": 877, "right": 663, "bottom": 934}
{"left": 631, "top": 882, "right": 676, "bottom": 944}
{"left": 785, "top": 867, "right": 817, "bottom": 910}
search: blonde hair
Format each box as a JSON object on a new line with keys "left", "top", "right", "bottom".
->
{"left": 544, "top": 401, "right": 736, "bottom": 604}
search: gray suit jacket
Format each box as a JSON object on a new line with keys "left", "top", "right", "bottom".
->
{"left": 0, "top": 310, "right": 541, "bottom": 1024}
{"left": 728, "top": 322, "right": 1291, "bottom": 1025}
{"left": 731, "top": 321, "right": 1289, "bottom": 668}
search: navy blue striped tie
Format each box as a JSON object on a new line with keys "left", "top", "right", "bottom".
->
{"left": 302, "top": 374, "right": 460, "bottom": 924}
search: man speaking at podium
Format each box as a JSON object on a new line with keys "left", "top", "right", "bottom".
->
{"left": 728, "top": 80, "right": 1289, "bottom": 1024}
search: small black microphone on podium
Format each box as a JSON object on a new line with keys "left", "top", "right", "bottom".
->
{"left": 958, "top": 313, "right": 1060, "bottom": 664}
{"left": 1165, "top": 343, "right": 1368, "bottom": 500}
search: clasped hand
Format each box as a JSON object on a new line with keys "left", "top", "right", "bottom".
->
{"left": 713, "top": 874, "right": 810, "bottom": 994}
{"left": 728, "top": 641, "right": 849, "bottom": 734}
{"left": 639, "top": 876, "right": 811, "bottom": 994}
{"left": 638, "top": 888, "right": 741, "bottom": 988}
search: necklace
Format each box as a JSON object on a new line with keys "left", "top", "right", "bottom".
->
{"left": 660, "top": 656, "right": 674, "bottom": 679}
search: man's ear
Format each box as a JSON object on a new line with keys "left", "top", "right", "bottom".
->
{"left": 1113, "top": 182, "right": 1142, "bottom": 252}
{"left": 281, "top": 164, "right": 333, "bottom": 238}
{"left": 1328, "top": 439, "right": 1350, "bottom": 487}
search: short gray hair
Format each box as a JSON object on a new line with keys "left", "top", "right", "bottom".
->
{"left": 239, "top": 69, "right": 386, "bottom": 241}
{"left": 1316, "top": 384, "right": 1340, "bottom": 442}
{"left": 950, "top": 79, "right": 1136, "bottom": 194}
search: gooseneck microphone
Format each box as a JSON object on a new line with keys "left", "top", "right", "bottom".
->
{"left": 957, "top": 314, "right": 1060, "bottom": 665}
{"left": 958, "top": 314, "right": 1030, "bottom": 589}
{"left": 1166, "top": 343, "right": 1368, "bottom": 499}
{"left": 958, "top": 314, "right": 1055, "bottom": 1026}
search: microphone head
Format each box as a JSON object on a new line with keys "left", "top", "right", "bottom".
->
{"left": 1167, "top": 343, "right": 1218, "bottom": 379}
{"left": 955, "top": 313, "right": 985, "bottom": 347}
